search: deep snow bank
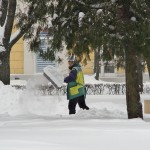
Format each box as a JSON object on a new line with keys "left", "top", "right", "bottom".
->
{"left": 0, "top": 84, "right": 24, "bottom": 116}
{"left": 0, "top": 75, "right": 127, "bottom": 118}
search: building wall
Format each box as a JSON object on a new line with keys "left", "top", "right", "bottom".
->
{"left": 10, "top": 29, "right": 24, "bottom": 74}
{"left": 24, "top": 41, "right": 36, "bottom": 74}
{"left": 116, "top": 68, "right": 125, "bottom": 75}
{"left": 82, "top": 52, "right": 94, "bottom": 74}
{"left": 81, "top": 52, "right": 125, "bottom": 75}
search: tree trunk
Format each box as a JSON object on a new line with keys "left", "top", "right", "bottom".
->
{"left": 137, "top": 57, "right": 143, "bottom": 93}
{"left": 0, "top": 51, "right": 10, "bottom": 85}
{"left": 0, "top": 0, "right": 16, "bottom": 85}
{"left": 125, "top": 43, "right": 143, "bottom": 119}
{"left": 95, "top": 48, "right": 100, "bottom": 80}
{"left": 94, "top": 50, "right": 97, "bottom": 73}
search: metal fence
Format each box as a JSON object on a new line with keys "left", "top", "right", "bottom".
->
{"left": 12, "top": 83, "right": 150, "bottom": 95}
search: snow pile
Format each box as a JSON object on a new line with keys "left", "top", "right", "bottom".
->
{"left": 0, "top": 78, "right": 128, "bottom": 119}
{"left": 20, "top": 94, "right": 67, "bottom": 116}
{"left": 19, "top": 75, "right": 67, "bottom": 116}
{"left": 74, "top": 100, "right": 127, "bottom": 119}
{"left": 0, "top": 74, "right": 128, "bottom": 119}
{"left": 0, "top": 85, "right": 24, "bottom": 116}
{"left": 74, "top": 107, "right": 127, "bottom": 119}
{"left": 10, "top": 80, "right": 27, "bottom": 87}
{"left": 0, "top": 76, "right": 64, "bottom": 117}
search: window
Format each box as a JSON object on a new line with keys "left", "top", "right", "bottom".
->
{"left": 36, "top": 33, "right": 56, "bottom": 73}
{"left": 36, "top": 54, "right": 56, "bottom": 73}
{"left": 104, "top": 64, "right": 115, "bottom": 73}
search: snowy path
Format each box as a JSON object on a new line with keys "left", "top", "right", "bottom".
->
{"left": 0, "top": 93, "right": 150, "bottom": 150}
{"left": 0, "top": 117, "right": 150, "bottom": 150}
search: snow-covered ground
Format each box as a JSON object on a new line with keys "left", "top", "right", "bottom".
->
{"left": 0, "top": 76, "right": 150, "bottom": 150}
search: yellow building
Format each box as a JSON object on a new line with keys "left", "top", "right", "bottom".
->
{"left": 9, "top": 41, "right": 124, "bottom": 76}
{"left": 10, "top": 28, "right": 24, "bottom": 74}
{"left": 82, "top": 52, "right": 94, "bottom": 74}
{"left": 82, "top": 52, "right": 125, "bottom": 76}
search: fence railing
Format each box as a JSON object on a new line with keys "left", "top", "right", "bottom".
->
{"left": 12, "top": 83, "right": 150, "bottom": 95}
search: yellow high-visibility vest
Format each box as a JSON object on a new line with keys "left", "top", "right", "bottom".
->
{"left": 67, "top": 66, "right": 85, "bottom": 100}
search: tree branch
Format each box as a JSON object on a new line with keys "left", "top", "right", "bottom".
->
{"left": 9, "top": 29, "right": 24, "bottom": 48}
{"left": 0, "top": 0, "right": 8, "bottom": 26}
{"left": 75, "top": 0, "right": 112, "bottom": 9}
{"left": 3, "top": 0, "right": 16, "bottom": 49}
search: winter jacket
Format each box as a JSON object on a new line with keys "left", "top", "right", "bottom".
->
{"left": 64, "top": 63, "right": 86, "bottom": 100}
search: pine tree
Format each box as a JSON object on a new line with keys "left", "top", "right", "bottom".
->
{"left": 48, "top": 0, "right": 150, "bottom": 119}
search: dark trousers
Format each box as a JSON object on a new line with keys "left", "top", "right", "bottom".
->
{"left": 68, "top": 95, "right": 89, "bottom": 114}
